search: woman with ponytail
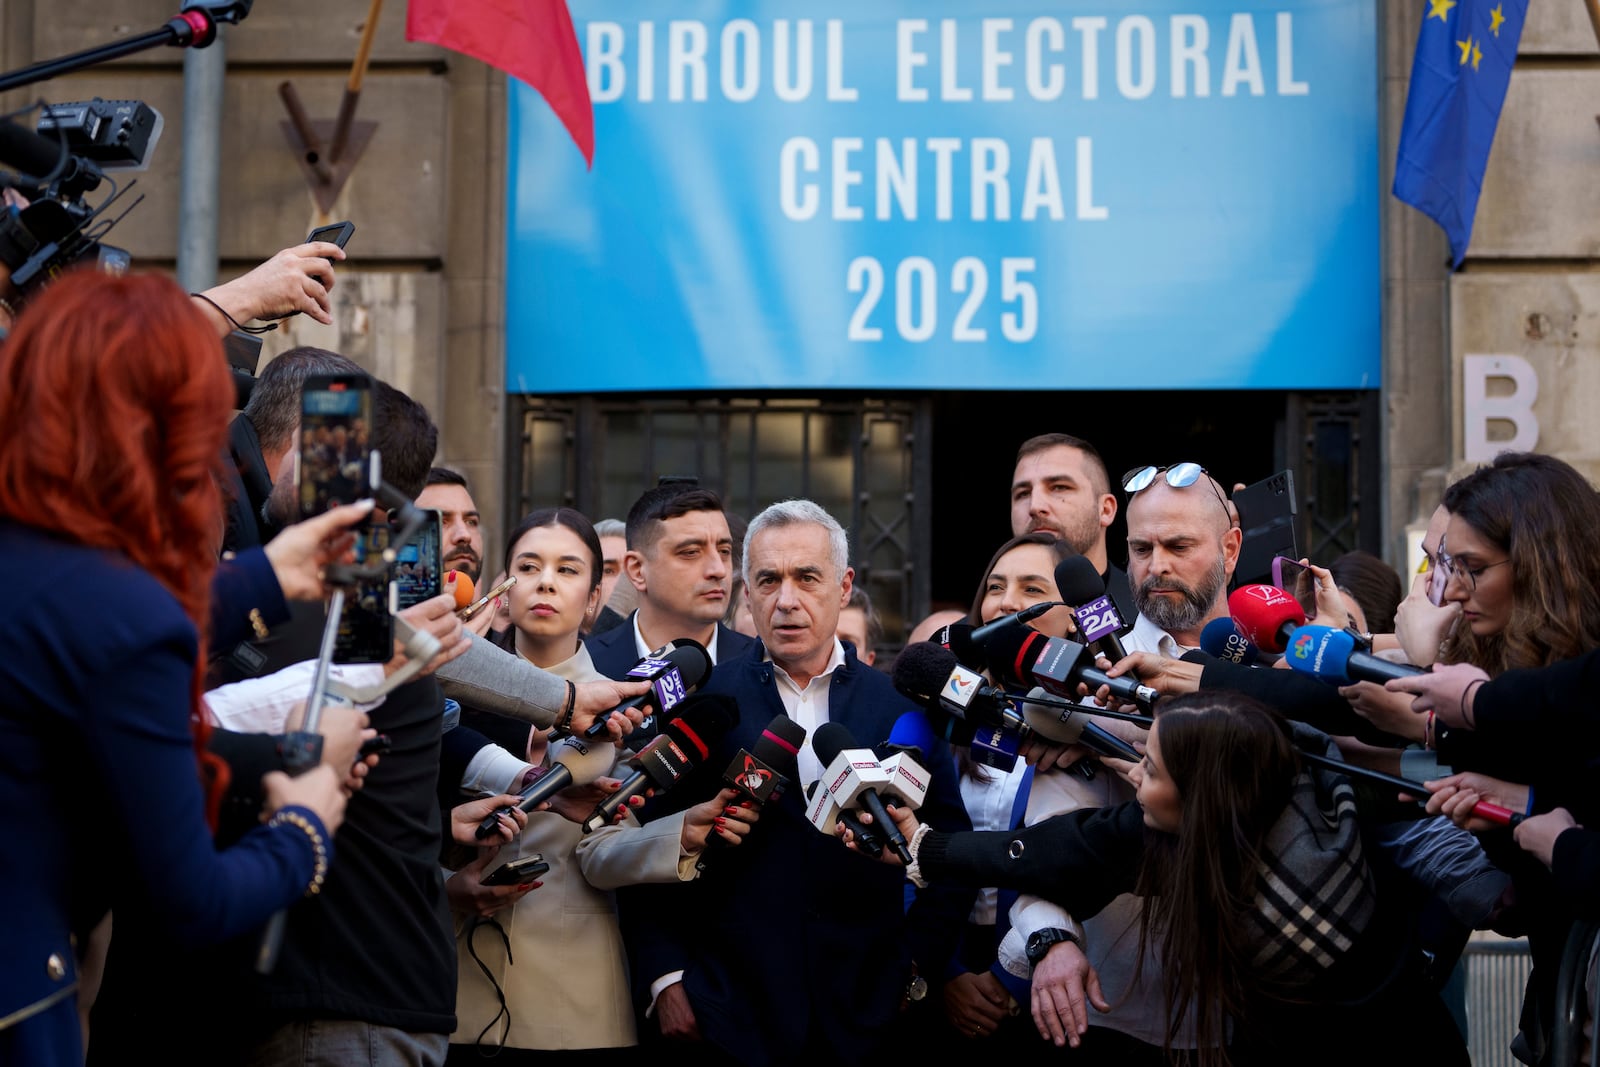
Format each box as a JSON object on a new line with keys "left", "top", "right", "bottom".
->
{"left": 0, "top": 270, "right": 353, "bottom": 1066}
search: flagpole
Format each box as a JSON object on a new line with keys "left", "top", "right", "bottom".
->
{"left": 330, "top": 0, "right": 384, "bottom": 163}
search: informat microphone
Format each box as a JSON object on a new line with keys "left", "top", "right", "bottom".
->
{"left": 1227, "top": 584, "right": 1307, "bottom": 655}
{"left": 891, "top": 641, "right": 1025, "bottom": 732}
{"left": 582, "top": 693, "right": 738, "bottom": 833}
{"left": 810, "top": 721, "right": 924, "bottom": 864}
{"left": 1282, "top": 625, "right": 1426, "bottom": 686}
{"left": 1199, "top": 616, "right": 1259, "bottom": 666}
{"left": 475, "top": 732, "right": 618, "bottom": 839}
{"left": 584, "top": 638, "right": 713, "bottom": 738}
{"left": 1054, "top": 555, "right": 1133, "bottom": 667}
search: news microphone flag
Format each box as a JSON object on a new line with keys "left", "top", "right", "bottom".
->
{"left": 407, "top": 0, "right": 594, "bottom": 165}
{"left": 1392, "top": 0, "right": 1528, "bottom": 267}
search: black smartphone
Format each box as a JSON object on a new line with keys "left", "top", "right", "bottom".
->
{"left": 1232, "top": 470, "right": 1298, "bottom": 589}
{"left": 481, "top": 854, "right": 549, "bottom": 887}
{"left": 394, "top": 508, "right": 443, "bottom": 610}
{"left": 298, "top": 373, "right": 390, "bottom": 662}
{"left": 306, "top": 220, "right": 355, "bottom": 263}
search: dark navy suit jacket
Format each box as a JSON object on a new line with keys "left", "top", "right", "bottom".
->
{"left": 617, "top": 640, "right": 974, "bottom": 1066}
{"left": 583, "top": 611, "right": 756, "bottom": 681}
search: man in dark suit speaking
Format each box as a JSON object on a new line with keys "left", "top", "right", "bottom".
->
{"left": 618, "top": 498, "right": 973, "bottom": 1066}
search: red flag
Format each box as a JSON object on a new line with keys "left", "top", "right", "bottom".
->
{"left": 407, "top": 0, "right": 593, "bottom": 166}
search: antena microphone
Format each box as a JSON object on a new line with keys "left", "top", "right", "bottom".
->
{"left": 582, "top": 693, "right": 738, "bottom": 832}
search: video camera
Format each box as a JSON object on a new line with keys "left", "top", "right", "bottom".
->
{"left": 0, "top": 98, "right": 160, "bottom": 308}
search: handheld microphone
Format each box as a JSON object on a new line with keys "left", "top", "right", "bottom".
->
{"left": 475, "top": 733, "right": 618, "bottom": 839}
{"left": 1199, "top": 616, "right": 1259, "bottom": 666}
{"left": 1054, "top": 555, "right": 1133, "bottom": 667}
{"left": 1017, "top": 688, "right": 1142, "bottom": 762}
{"left": 701, "top": 714, "right": 806, "bottom": 862}
{"left": 1297, "top": 750, "right": 1520, "bottom": 827}
{"left": 1282, "top": 625, "right": 1427, "bottom": 687}
{"left": 806, "top": 779, "right": 886, "bottom": 856}
{"left": 911, "top": 706, "right": 1023, "bottom": 772}
{"left": 983, "top": 627, "right": 1160, "bottom": 711}
{"left": 1227, "top": 584, "right": 1306, "bottom": 655}
{"left": 969, "top": 601, "right": 1065, "bottom": 647}
{"left": 933, "top": 620, "right": 986, "bottom": 671}
{"left": 891, "top": 641, "right": 1027, "bottom": 732}
{"left": 582, "top": 693, "right": 738, "bottom": 833}
{"left": 811, "top": 722, "right": 922, "bottom": 864}
{"left": 584, "top": 639, "right": 713, "bottom": 738}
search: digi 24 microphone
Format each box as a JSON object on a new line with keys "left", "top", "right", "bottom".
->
{"left": 1054, "top": 554, "right": 1133, "bottom": 667}
{"left": 584, "top": 638, "right": 712, "bottom": 738}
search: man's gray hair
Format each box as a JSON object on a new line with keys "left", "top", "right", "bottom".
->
{"left": 743, "top": 499, "right": 850, "bottom": 584}
{"left": 593, "top": 518, "right": 626, "bottom": 539}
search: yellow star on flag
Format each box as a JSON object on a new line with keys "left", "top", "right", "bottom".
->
{"left": 1472, "top": 40, "right": 1484, "bottom": 69}
{"left": 1456, "top": 35, "right": 1473, "bottom": 65}
{"left": 1428, "top": 0, "right": 1456, "bottom": 20}
{"left": 1489, "top": 4, "right": 1506, "bottom": 36}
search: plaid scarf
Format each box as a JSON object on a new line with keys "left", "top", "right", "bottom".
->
{"left": 1246, "top": 735, "right": 1376, "bottom": 994}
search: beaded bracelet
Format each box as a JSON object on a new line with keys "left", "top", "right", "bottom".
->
{"left": 904, "top": 823, "right": 932, "bottom": 889}
{"left": 1424, "top": 710, "right": 1435, "bottom": 750}
{"left": 555, "top": 679, "right": 577, "bottom": 733}
{"left": 268, "top": 806, "right": 330, "bottom": 897}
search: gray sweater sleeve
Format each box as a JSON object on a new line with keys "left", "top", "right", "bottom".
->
{"left": 433, "top": 631, "right": 566, "bottom": 726}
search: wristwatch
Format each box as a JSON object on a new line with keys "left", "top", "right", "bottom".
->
{"left": 1025, "top": 927, "right": 1080, "bottom": 967}
{"left": 905, "top": 973, "right": 928, "bottom": 1003}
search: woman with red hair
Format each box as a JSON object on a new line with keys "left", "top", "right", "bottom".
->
{"left": 0, "top": 270, "right": 354, "bottom": 1066}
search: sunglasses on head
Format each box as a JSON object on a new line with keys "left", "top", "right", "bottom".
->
{"left": 1121, "top": 463, "right": 1233, "bottom": 521}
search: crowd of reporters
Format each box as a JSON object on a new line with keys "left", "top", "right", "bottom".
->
{"left": 2, "top": 262, "right": 1597, "bottom": 1067}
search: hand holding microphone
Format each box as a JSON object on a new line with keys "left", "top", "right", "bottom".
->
{"left": 474, "top": 734, "right": 618, "bottom": 839}
{"left": 809, "top": 722, "right": 927, "bottom": 864}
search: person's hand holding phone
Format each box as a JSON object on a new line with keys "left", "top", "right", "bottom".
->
{"left": 195, "top": 241, "right": 346, "bottom": 332}
{"left": 1395, "top": 567, "right": 1463, "bottom": 666}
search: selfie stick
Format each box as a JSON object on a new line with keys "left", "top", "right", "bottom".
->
{"left": 255, "top": 476, "right": 440, "bottom": 974}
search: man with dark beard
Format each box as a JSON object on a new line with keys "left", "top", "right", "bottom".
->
{"left": 1121, "top": 465, "right": 1240, "bottom": 655}
{"left": 1008, "top": 434, "right": 1137, "bottom": 625}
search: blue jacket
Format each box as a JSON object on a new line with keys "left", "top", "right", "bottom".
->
{"left": 617, "top": 639, "right": 974, "bottom": 1066}
{"left": 0, "top": 522, "right": 312, "bottom": 1067}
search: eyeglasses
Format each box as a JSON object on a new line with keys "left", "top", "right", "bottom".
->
{"left": 1436, "top": 549, "right": 1510, "bottom": 594}
{"left": 1121, "top": 462, "right": 1233, "bottom": 523}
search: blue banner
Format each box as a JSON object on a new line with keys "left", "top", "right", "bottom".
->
{"left": 506, "top": 2, "right": 1380, "bottom": 393}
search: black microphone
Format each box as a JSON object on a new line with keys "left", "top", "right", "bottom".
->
{"left": 934, "top": 621, "right": 986, "bottom": 671}
{"left": 1054, "top": 555, "right": 1134, "bottom": 668}
{"left": 582, "top": 693, "right": 738, "bottom": 832}
{"left": 982, "top": 627, "right": 1159, "bottom": 711}
{"left": 0, "top": 118, "right": 66, "bottom": 179}
{"left": 702, "top": 714, "right": 806, "bottom": 861}
{"left": 890, "top": 640, "right": 1026, "bottom": 732}
{"left": 584, "top": 639, "right": 713, "bottom": 738}
{"left": 475, "top": 733, "right": 618, "bottom": 839}
{"left": 812, "top": 721, "right": 915, "bottom": 864}
{"left": 969, "top": 601, "right": 1064, "bottom": 647}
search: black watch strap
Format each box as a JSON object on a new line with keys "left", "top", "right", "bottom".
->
{"left": 1025, "top": 927, "right": 1079, "bottom": 967}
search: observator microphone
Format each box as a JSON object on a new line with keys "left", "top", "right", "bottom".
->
{"left": 584, "top": 638, "right": 713, "bottom": 738}
{"left": 891, "top": 641, "right": 1026, "bottom": 732}
{"left": 1227, "top": 584, "right": 1306, "bottom": 655}
{"left": 1199, "top": 616, "right": 1259, "bottom": 666}
{"left": 1281, "top": 625, "right": 1427, "bottom": 686}
{"left": 475, "top": 733, "right": 618, "bottom": 839}
{"left": 1054, "top": 555, "right": 1133, "bottom": 667}
{"left": 811, "top": 722, "right": 923, "bottom": 864}
{"left": 582, "top": 694, "right": 738, "bottom": 832}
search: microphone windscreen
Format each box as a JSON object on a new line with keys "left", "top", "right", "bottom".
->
{"left": 978, "top": 625, "right": 1047, "bottom": 687}
{"left": 1054, "top": 554, "right": 1107, "bottom": 607}
{"left": 752, "top": 715, "right": 806, "bottom": 775}
{"left": 662, "top": 693, "right": 740, "bottom": 759}
{"left": 1227, "top": 584, "right": 1307, "bottom": 654}
{"left": 659, "top": 639, "right": 714, "bottom": 690}
{"left": 812, "top": 721, "right": 860, "bottom": 768}
{"left": 891, "top": 642, "right": 961, "bottom": 701}
{"left": 886, "top": 711, "right": 938, "bottom": 760}
{"left": 448, "top": 571, "right": 476, "bottom": 609}
{"left": 942, "top": 622, "right": 983, "bottom": 669}
{"left": 1282, "top": 624, "right": 1357, "bottom": 683}
{"left": 1199, "top": 616, "right": 1258, "bottom": 666}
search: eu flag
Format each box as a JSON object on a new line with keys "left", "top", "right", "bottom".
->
{"left": 1393, "top": 0, "right": 1528, "bottom": 267}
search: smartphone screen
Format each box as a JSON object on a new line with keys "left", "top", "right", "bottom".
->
{"left": 299, "top": 374, "right": 390, "bottom": 662}
{"left": 1271, "top": 555, "right": 1317, "bottom": 617}
{"left": 1425, "top": 532, "right": 1449, "bottom": 607}
{"left": 394, "top": 509, "right": 443, "bottom": 610}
